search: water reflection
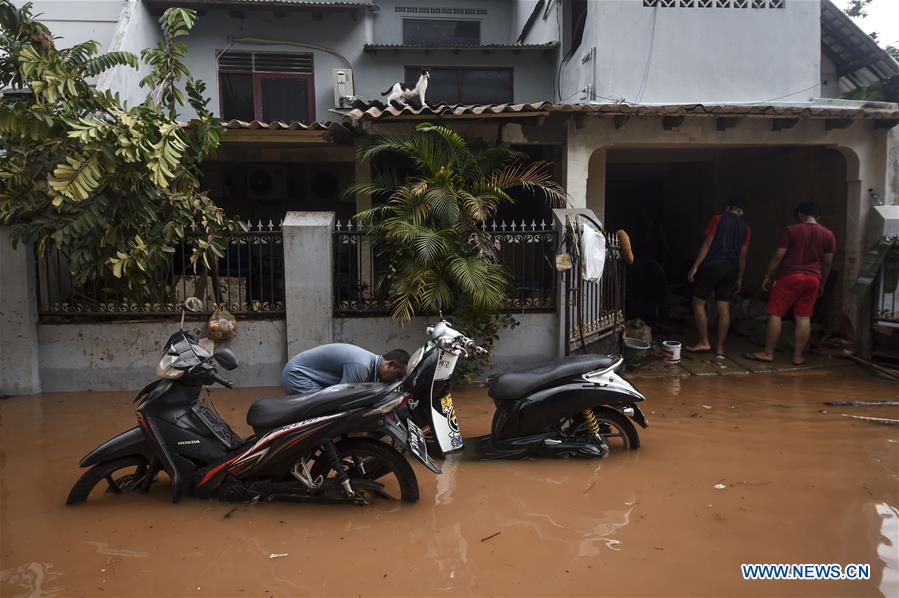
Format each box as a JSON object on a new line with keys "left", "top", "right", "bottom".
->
{"left": 0, "top": 562, "right": 63, "bottom": 598}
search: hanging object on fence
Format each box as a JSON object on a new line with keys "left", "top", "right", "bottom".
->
{"left": 616, "top": 229, "right": 635, "bottom": 265}
{"left": 208, "top": 306, "right": 237, "bottom": 341}
{"left": 579, "top": 216, "right": 606, "bottom": 283}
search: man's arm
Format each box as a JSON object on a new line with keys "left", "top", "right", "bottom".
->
{"left": 736, "top": 245, "right": 748, "bottom": 294}
{"left": 762, "top": 248, "right": 787, "bottom": 291}
{"left": 820, "top": 252, "right": 834, "bottom": 297}
{"left": 688, "top": 236, "right": 713, "bottom": 282}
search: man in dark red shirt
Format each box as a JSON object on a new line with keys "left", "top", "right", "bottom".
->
{"left": 745, "top": 202, "right": 835, "bottom": 366}
{"left": 687, "top": 197, "right": 750, "bottom": 357}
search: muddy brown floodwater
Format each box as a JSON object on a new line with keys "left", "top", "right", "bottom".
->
{"left": 1, "top": 367, "right": 897, "bottom": 597}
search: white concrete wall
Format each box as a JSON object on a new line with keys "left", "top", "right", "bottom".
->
{"left": 36, "top": 320, "right": 287, "bottom": 392}
{"left": 12, "top": 0, "right": 124, "bottom": 51}
{"left": 96, "top": 0, "right": 161, "bottom": 109}
{"left": 560, "top": 0, "right": 821, "bottom": 104}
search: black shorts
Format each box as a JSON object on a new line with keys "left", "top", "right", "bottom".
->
{"left": 693, "top": 262, "right": 738, "bottom": 301}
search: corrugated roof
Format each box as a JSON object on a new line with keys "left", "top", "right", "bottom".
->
{"left": 223, "top": 119, "right": 358, "bottom": 133}
{"left": 821, "top": 0, "right": 899, "bottom": 90}
{"left": 345, "top": 101, "right": 899, "bottom": 121}
{"left": 363, "top": 42, "right": 558, "bottom": 53}
{"left": 148, "top": 0, "right": 374, "bottom": 8}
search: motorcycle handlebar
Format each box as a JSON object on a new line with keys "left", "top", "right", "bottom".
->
{"left": 211, "top": 372, "right": 233, "bottom": 389}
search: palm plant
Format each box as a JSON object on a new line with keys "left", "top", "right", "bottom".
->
{"left": 351, "top": 123, "right": 566, "bottom": 322}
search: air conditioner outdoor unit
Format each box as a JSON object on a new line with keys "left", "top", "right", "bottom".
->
{"left": 246, "top": 165, "right": 288, "bottom": 200}
{"left": 333, "top": 68, "right": 356, "bottom": 108}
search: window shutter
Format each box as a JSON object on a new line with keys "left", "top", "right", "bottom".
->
{"left": 218, "top": 51, "right": 314, "bottom": 74}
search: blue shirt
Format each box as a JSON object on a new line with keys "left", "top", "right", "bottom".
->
{"left": 282, "top": 343, "right": 381, "bottom": 392}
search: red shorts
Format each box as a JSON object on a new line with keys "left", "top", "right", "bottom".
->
{"left": 766, "top": 272, "right": 820, "bottom": 318}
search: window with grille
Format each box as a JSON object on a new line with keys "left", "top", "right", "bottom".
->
{"left": 405, "top": 66, "right": 513, "bottom": 105}
{"left": 218, "top": 50, "right": 315, "bottom": 122}
{"left": 402, "top": 19, "right": 481, "bottom": 45}
{"left": 644, "top": 0, "right": 784, "bottom": 6}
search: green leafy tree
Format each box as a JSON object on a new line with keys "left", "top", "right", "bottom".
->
{"left": 0, "top": 1, "right": 237, "bottom": 299}
{"left": 352, "top": 123, "right": 565, "bottom": 322}
{"left": 351, "top": 123, "right": 564, "bottom": 377}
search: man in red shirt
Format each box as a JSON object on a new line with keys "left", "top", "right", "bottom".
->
{"left": 687, "top": 198, "right": 750, "bottom": 357}
{"left": 745, "top": 202, "right": 835, "bottom": 366}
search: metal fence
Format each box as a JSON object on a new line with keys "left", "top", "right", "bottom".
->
{"left": 333, "top": 219, "right": 559, "bottom": 317}
{"left": 564, "top": 231, "right": 626, "bottom": 354}
{"left": 875, "top": 258, "right": 899, "bottom": 325}
{"left": 36, "top": 222, "right": 285, "bottom": 321}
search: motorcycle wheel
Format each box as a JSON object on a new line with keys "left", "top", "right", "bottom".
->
{"left": 559, "top": 407, "right": 640, "bottom": 451}
{"left": 310, "top": 438, "right": 419, "bottom": 503}
{"left": 66, "top": 456, "right": 152, "bottom": 505}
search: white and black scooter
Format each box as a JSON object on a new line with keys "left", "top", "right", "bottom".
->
{"left": 402, "top": 321, "right": 648, "bottom": 461}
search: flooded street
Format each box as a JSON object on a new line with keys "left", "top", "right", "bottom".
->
{"left": 1, "top": 367, "right": 897, "bottom": 597}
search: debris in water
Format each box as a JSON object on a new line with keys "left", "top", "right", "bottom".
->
{"left": 480, "top": 532, "right": 502, "bottom": 543}
{"left": 701, "top": 405, "right": 712, "bottom": 410}
{"left": 841, "top": 414, "right": 899, "bottom": 425}
{"left": 269, "top": 553, "right": 288, "bottom": 559}
{"left": 690, "top": 413, "right": 702, "bottom": 418}
{"left": 584, "top": 479, "right": 596, "bottom": 493}
{"left": 223, "top": 507, "right": 239, "bottom": 519}
{"left": 825, "top": 400, "right": 899, "bottom": 407}
{"left": 714, "top": 483, "right": 727, "bottom": 490}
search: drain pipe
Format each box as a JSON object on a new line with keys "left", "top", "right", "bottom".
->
{"left": 226, "top": 36, "right": 356, "bottom": 88}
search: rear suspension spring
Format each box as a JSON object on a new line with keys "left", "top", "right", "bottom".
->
{"left": 582, "top": 409, "right": 600, "bottom": 436}
{"left": 322, "top": 441, "right": 348, "bottom": 484}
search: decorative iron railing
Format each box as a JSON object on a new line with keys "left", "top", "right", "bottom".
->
{"left": 564, "top": 232, "right": 626, "bottom": 354}
{"left": 333, "top": 219, "right": 559, "bottom": 317}
{"left": 36, "top": 222, "right": 285, "bottom": 321}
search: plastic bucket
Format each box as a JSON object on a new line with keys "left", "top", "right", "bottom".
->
{"left": 662, "top": 340, "right": 682, "bottom": 363}
{"left": 622, "top": 338, "right": 651, "bottom": 366}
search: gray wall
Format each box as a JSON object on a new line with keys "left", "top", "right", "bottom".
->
{"left": 334, "top": 313, "right": 559, "bottom": 372}
{"left": 372, "top": 0, "right": 517, "bottom": 45}
{"left": 36, "top": 320, "right": 287, "bottom": 392}
{"left": 175, "top": 1, "right": 554, "bottom": 122}
{"left": 11, "top": 0, "right": 124, "bottom": 50}
{"left": 560, "top": 0, "right": 821, "bottom": 104}
{"left": 97, "top": 0, "right": 162, "bottom": 108}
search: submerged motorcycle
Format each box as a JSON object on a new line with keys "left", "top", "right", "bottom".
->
{"left": 67, "top": 299, "right": 441, "bottom": 507}
{"left": 403, "top": 321, "right": 648, "bottom": 459}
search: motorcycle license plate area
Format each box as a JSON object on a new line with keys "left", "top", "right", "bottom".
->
{"left": 407, "top": 418, "right": 441, "bottom": 474}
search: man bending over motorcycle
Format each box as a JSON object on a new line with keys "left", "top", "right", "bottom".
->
{"left": 281, "top": 343, "right": 410, "bottom": 395}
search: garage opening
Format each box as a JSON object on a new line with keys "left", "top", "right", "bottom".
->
{"left": 602, "top": 147, "right": 848, "bottom": 349}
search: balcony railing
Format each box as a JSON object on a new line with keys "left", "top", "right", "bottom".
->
{"left": 333, "top": 219, "right": 558, "bottom": 317}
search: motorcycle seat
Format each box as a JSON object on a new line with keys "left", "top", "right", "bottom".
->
{"left": 247, "top": 383, "right": 392, "bottom": 432}
{"left": 489, "top": 355, "right": 618, "bottom": 401}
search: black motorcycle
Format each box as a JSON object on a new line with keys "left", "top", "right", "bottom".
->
{"left": 67, "top": 301, "right": 440, "bottom": 507}
{"left": 403, "top": 321, "right": 648, "bottom": 460}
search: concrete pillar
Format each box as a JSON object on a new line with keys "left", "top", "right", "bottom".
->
{"left": 354, "top": 151, "right": 374, "bottom": 291}
{"left": 283, "top": 212, "right": 335, "bottom": 358}
{"left": 586, "top": 148, "right": 607, "bottom": 221}
{"left": 0, "top": 227, "right": 41, "bottom": 395}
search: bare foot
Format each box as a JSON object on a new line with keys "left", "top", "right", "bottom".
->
{"left": 743, "top": 352, "right": 774, "bottom": 363}
{"left": 686, "top": 343, "right": 711, "bottom": 353}
{"left": 792, "top": 357, "right": 806, "bottom": 366}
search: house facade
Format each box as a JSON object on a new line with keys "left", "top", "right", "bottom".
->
{"left": 2, "top": 0, "right": 899, "bottom": 395}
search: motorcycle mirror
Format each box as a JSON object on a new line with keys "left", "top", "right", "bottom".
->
{"left": 213, "top": 348, "right": 239, "bottom": 371}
